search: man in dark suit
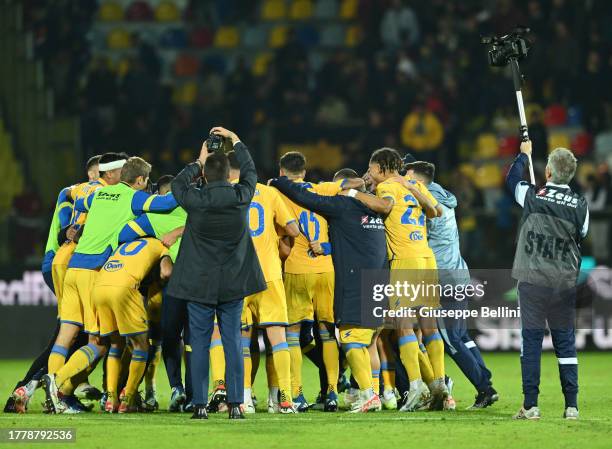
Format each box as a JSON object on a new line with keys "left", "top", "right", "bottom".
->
{"left": 168, "top": 127, "right": 266, "bottom": 420}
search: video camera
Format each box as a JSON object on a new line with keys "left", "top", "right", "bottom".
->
{"left": 206, "top": 133, "right": 230, "bottom": 153}
{"left": 481, "top": 27, "right": 531, "bottom": 67}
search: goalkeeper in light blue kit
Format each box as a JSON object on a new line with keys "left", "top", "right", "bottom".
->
{"left": 404, "top": 159, "right": 498, "bottom": 410}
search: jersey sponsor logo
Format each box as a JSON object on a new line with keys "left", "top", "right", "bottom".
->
{"left": 103, "top": 259, "right": 124, "bottom": 272}
{"left": 97, "top": 192, "right": 121, "bottom": 201}
{"left": 409, "top": 230, "right": 424, "bottom": 241}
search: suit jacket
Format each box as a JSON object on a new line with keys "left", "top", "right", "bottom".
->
{"left": 167, "top": 141, "right": 266, "bottom": 305}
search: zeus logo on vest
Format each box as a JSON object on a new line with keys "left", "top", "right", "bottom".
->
{"left": 524, "top": 231, "right": 572, "bottom": 261}
{"left": 410, "top": 230, "right": 424, "bottom": 241}
{"left": 103, "top": 260, "right": 124, "bottom": 272}
{"left": 98, "top": 192, "right": 121, "bottom": 201}
{"left": 536, "top": 188, "right": 578, "bottom": 207}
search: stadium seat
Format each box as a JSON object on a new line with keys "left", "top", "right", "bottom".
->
{"left": 566, "top": 106, "right": 583, "bottom": 127}
{"left": 115, "top": 57, "right": 131, "bottom": 77}
{"left": 214, "top": 26, "right": 240, "bottom": 48}
{"left": 475, "top": 133, "right": 499, "bottom": 159}
{"left": 314, "top": 0, "right": 338, "bottom": 19}
{"left": 173, "top": 81, "right": 198, "bottom": 105}
{"left": 544, "top": 104, "right": 568, "bottom": 127}
{"left": 160, "top": 150, "right": 174, "bottom": 163}
{"left": 126, "top": 1, "right": 154, "bottom": 21}
{"left": 203, "top": 54, "right": 227, "bottom": 75}
{"left": 339, "top": 0, "right": 357, "bottom": 19}
{"left": 190, "top": 27, "right": 213, "bottom": 48}
{"left": 320, "top": 25, "right": 343, "bottom": 47}
{"left": 458, "top": 163, "right": 477, "bottom": 180}
{"left": 98, "top": 1, "right": 124, "bottom": 21}
{"left": 269, "top": 25, "right": 289, "bottom": 48}
{"left": 174, "top": 54, "right": 199, "bottom": 77}
{"left": 156, "top": 1, "right": 180, "bottom": 22}
{"left": 252, "top": 52, "right": 273, "bottom": 76}
{"left": 290, "top": 0, "right": 313, "bottom": 19}
{"left": 571, "top": 131, "right": 592, "bottom": 156}
{"left": 180, "top": 148, "right": 194, "bottom": 163}
{"left": 107, "top": 28, "right": 132, "bottom": 49}
{"left": 261, "top": 0, "right": 286, "bottom": 20}
{"left": 345, "top": 25, "right": 361, "bottom": 47}
{"left": 159, "top": 28, "right": 188, "bottom": 48}
{"left": 498, "top": 135, "right": 519, "bottom": 157}
{"left": 243, "top": 24, "right": 267, "bottom": 48}
{"left": 474, "top": 164, "right": 502, "bottom": 189}
{"left": 548, "top": 132, "right": 571, "bottom": 153}
{"left": 296, "top": 25, "right": 319, "bottom": 47}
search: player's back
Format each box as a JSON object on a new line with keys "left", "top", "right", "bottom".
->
{"left": 97, "top": 238, "right": 167, "bottom": 288}
{"left": 70, "top": 180, "right": 105, "bottom": 226}
{"left": 375, "top": 178, "right": 435, "bottom": 260}
{"left": 248, "top": 183, "right": 293, "bottom": 282}
{"left": 276, "top": 180, "right": 341, "bottom": 274}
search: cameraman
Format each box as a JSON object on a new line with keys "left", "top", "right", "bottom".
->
{"left": 507, "top": 140, "right": 588, "bottom": 421}
{"left": 168, "top": 127, "right": 266, "bottom": 420}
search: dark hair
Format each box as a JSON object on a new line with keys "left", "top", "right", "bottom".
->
{"left": 333, "top": 168, "right": 359, "bottom": 181}
{"left": 279, "top": 151, "right": 306, "bottom": 174}
{"left": 120, "top": 157, "right": 152, "bottom": 184}
{"left": 86, "top": 155, "right": 101, "bottom": 171}
{"left": 406, "top": 161, "right": 436, "bottom": 182}
{"left": 227, "top": 151, "right": 240, "bottom": 170}
{"left": 204, "top": 152, "right": 230, "bottom": 182}
{"left": 369, "top": 147, "right": 403, "bottom": 174}
{"left": 156, "top": 175, "right": 174, "bottom": 192}
{"left": 98, "top": 152, "right": 128, "bottom": 177}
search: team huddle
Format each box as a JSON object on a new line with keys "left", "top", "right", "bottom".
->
{"left": 5, "top": 126, "right": 499, "bottom": 416}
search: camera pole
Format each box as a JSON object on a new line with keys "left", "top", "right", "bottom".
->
{"left": 509, "top": 58, "right": 536, "bottom": 185}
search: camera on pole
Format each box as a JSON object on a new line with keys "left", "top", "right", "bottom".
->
{"left": 481, "top": 27, "right": 536, "bottom": 184}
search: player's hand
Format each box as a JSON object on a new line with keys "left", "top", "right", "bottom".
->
{"left": 520, "top": 139, "right": 532, "bottom": 156}
{"left": 198, "top": 141, "right": 209, "bottom": 167}
{"left": 210, "top": 126, "right": 240, "bottom": 146}
{"left": 65, "top": 225, "right": 77, "bottom": 241}
{"left": 161, "top": 226, "right": 184, "bottom": 248}
{"left": 160, "top": 256, "right": 173, "bottom": 281}
{"left": 309, "top": 241, "right": 324, "bottom": 255}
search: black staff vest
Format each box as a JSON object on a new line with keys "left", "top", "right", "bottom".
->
{"left": 512, "top": 184, "right": 588, "bottom": 290}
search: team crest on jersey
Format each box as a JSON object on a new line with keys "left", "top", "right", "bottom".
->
{"left": 103, "top": 259, "right": 123, "bottom": 272}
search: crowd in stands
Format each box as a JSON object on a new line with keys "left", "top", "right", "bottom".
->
{"left": 9, "top": 0, "right": 612, "bottom": 267}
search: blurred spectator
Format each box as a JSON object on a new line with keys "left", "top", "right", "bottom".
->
{"left": 400, "top": 103, "right": 444, "bottom": 160}
{"left": 380, "top": 0, "right": 420, "bottom": 49}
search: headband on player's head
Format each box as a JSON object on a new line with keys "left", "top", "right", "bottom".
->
{"left": 99, "top": 159, "right": 127, "bottom": 172}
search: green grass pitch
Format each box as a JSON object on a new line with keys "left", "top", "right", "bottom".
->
{"left": 0, "top": 353, "right": 611, "bottom": 449}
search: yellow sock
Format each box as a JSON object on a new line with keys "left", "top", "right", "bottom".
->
{"left": 271, "top": 342, "right": 291, "bottom": 403}
{"left": 48, "top": 345, "right": 69, "bottom": 374}
{"left": 344, "top": 346, "right": 372, "bottom": 390}
{"left": 145, "top": 344, "right": 161, "bottom": 391}
{"left": 242, "top": 336, "right": 252, "bottom": 389}
{"left": 106, "top": 346, "right": 123, "bottom": 399}
{"left": 380, "top": 360, "right": 396, "bottom": 391}
{"left": 418, "top": 344, "right": 435, "bottom": 386}
{"left": 210, "top": 339, "right": 226, "bottom": 387}
{"left": 287, "top": 331, "right": 302, "bottom": 397}
{"left": 371, "top": 369, "right": 380, "bottom": 394}
{"left": 398, "top": 334, "right": 421, "bottom": 382}
{"left": 424, "top": 333, "right": 445, "bottom": 379}
{"left": 265, "top": 352, "right": 278, "bottom": 388}
{"left": 124, "top": 349, "right": 148, "bottom": 398}
{"left": 55, "top": 344, "right": 101, "bottom": 389}
{"left": 320, "top": 328, "right": 339, "bottom": 393}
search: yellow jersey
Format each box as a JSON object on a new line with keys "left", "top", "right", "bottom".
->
{"left": 375, "top": 177, "right": 438, "bottom": 260}
{"left": 97, "top": 238, "right": 167, "bottom": 288}
{"left": 69, "top": 179, "right": 107, "bottom": 226}
{"left": 276, "top": 179, "right": 342, "bottom": 274}
{"left": 248, "top": 183, "right": 295, "bottom": 282}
